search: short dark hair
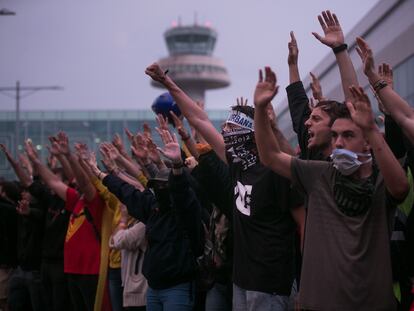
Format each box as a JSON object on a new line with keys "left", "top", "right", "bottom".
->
{"left": 314, "top": 100, "right": 349, "bottom": 126}
{"left": 230, "top": 105, "right": 255, "bottom": 119}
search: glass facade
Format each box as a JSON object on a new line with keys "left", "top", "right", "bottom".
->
{"left": 0, "top": 109, "right": 228, "bottom": 180}
{"left": 394, "top": 54, "right": 414, "bottom": 107}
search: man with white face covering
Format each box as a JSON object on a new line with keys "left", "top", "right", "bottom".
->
{"left": 254, "top": 66, "right": 409, "bottom": 310}
{"left": 146, "top": 63, "right": 304, "bottom": 311}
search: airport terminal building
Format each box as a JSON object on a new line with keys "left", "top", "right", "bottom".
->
{"left": 276, "top": 0, "right": 414, "bottom": 144}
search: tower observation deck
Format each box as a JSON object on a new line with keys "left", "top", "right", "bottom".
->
{"left": 151, "top": 22, "right": 230, "bottom": 103}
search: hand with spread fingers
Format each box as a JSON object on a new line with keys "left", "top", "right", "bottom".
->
{"left": 156, "top": 114, "right": 170, "bottom": 132}
{"left": 74, "top": 142, "right": 90, "bottom": 161}
{"left": 143, "top": 123, "right": 153, "bottom": 140}
{"left": 346, "top": 86, "right": 376, "bottom": 132}
{"left": 157, "top": 129, "right": 181, "bottom": 165}
{"left": 312, "top": 10, "right": 344, "bottom": 48}
{"left": 254, "top": 67, "right": 279, "bottom": 108}
{"left": 310, "top": 72, "right": 325, "bottom": 101}
{"left": 131, "top": 133, "right": 149, "bottom": 161}
{"left": 56, "top": 131, "right": 71, "bottom": 156}
{"left": 356, "top": 37, "right": 376, "bottom": 78}
{"left": 99, "top": 143, "right": 117, "bottom": 172}
{"left": 287, "top": 31, "right": 299, "bottom": 66}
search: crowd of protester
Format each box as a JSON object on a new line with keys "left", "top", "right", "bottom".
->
{"left": 1, "top": 10, "right": 414, "bottom": 311}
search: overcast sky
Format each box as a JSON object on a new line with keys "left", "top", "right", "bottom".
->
{"left": 0, "top": 0, "right": 380, "bottom": 112}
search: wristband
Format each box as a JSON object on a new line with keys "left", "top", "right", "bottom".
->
{"left": 372, "top": 79, "right": 388, "bottom": 93}
{"left": 332, "top": 43, "right": 348, "bottom": 54}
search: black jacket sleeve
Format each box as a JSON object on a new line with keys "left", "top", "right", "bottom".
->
{"left": 103, "top": 174, "right": 155, "bottom": 224}
{"left": 286, "top": 81, "right": 311, "bottom": 159}
{"left": 192, "top": 150, "right": 233, "bottom": 219}
{"left": 169, "top": 170, "right": 203, "bottom": 256}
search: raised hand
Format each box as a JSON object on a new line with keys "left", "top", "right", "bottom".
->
{"left": 157, "top": 129, "right": 181, "bottom": 164}
{"left": 147, "top": 137, "right": 163, "bottom": 165}
{"left": 287, "top": 31, "right": 299, "bottom": 66}
{"left": 131, "top": 133, "right": 149, "bottom": 161}
{"left": 0, "top": 143, "right": 13, "bottom": 161}
{"left": 145, "top": 63, "right": 167, "bottom": 84}
{"left": 236, "top": 97, "right": 248, "bottom": 107}
{"left": 99, "top": 143, "right": 117, "bottom": 172}
{"left": 47, "top": 136, "right": 62, "bottom": 156}
{"left": 156, "top": 114, "right": 170, "bottom": 132}
{"left": 143, "top": 123, "right": 153, "bottom": 140}
{"left": 112, "top": 133, "right": 127, "bottom": 154}
{"left": 16, "top": 191, "right": 31, "bottom": 216}
{"left": 74, "top": 142, "right": 90, "bottom": 160}
{"left": 56, "top": 132, "right": 70, "bottom": 155}
{"left": 124, "top": 128, "right": 135, "bottom": 144}
{"left": 253, "top": 67, "right": 279, "bottom": 108}
{"left": 24, "top": 139, "right": 39, "bottom": 162}
{"left": 346, "top": 86, "right": 376, "bottom": 132}
{"left": 170, "top": 110, "right": 189, "bottom": 140}
{"left": 310, "top": 72, "right": 325, "bottom": 101}
{"left": 312, "top": 10, "right": 344, "bottom": 48}
{"left": 356, "top": 37, "right": 375, "bottom": 77}
{"left": 47, "top": 154, "right": 59, "bottom": 170}
{"left": 378, "top": 63, "right": 394, "bottom": 90}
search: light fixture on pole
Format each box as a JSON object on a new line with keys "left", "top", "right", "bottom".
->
{"left": 0, "top": 82, "right": 63, "bottom": 156}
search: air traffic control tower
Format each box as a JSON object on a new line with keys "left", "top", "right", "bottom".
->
{"left": 151, "top": 22, "right": 230, "bottom": 103}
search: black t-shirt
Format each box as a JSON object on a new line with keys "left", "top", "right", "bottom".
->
{"left": 229, "top": 156, "right": 301, "bottom": 294}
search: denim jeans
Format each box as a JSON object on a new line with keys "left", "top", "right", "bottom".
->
{"left": 232, "top": 283, "right": 289, "bottom": 311}
{"left": 205, "top": 282, "right": 232, "bottom": 311}
{"left": 146, "top": 282, "right": 194, "bottom": 311}
{"left": 108, "top": 267, "right": 124, "bottom": 311}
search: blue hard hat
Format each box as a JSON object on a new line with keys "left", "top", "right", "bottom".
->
{"left": 151, "top": 92, "right": 181, "bottom": 125}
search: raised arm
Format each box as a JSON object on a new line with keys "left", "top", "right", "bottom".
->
{"left": 312, "top": 10, "right": 359, "bottom": 100}
{"left": 347, "top": 86, "right": 408, "bottom": 201}
{"left": 285, "top": 33, "right": 312, "bottom": 159}
{"left": 288, "top": 31, "right": 300, "bottom": 84}
{"left": 267, "top": 104, "right": 296, "bottom": 156}
{"left": 25, "top": 140, "right": 68, "bottom": 201}
{"left": 254, "top": 67, "right": 293, "bottom": 179}
{"left": 170, "top": 110, "right": 200, "bottom": 159}
{"left": 58, "top": 133, "right": 96, "bottom": 202}
{"left": 145, "top": 63, "right": 226, "bottom": 162}
{"left": 48, "top": 136, "right": 75, "bottom": 182}
{"left": 0, "top": 144, "right": 32, "bottom": 187}
{"left": 356, "top": 37, "right": 414, "bottom": 144}
{"left": 309, "top": 72, "right": 325, "bottom": 102}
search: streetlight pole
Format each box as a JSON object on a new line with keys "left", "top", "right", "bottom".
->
{"left": 0, "top": 82, "right": 63, "bottom": 156}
